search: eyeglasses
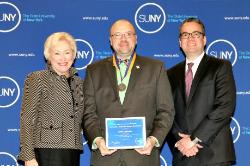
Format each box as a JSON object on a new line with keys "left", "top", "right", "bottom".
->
{"left": 180, "top": 31, "right": 204, "bottom": 39}
{"left": 111, "top": 32, "right": 135, "bottom": 39}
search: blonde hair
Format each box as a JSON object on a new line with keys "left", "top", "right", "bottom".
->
{"left": 44, "top": 32, "right": 77, "bottom": 60}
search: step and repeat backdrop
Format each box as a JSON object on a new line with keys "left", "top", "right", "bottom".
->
{"left": 0, "top": 0, "right": 249, "bottom": 165}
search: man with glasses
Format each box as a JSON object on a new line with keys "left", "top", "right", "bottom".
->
{"left": 167, "top": 17, "right": 236, "bottom": 166}
{"left": 83, "top": 19, "right": 175, "bottom": 166}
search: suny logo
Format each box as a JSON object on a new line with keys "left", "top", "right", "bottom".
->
{"left": 75, "top": 39, "right": 94, "bottom": 70}
{"left": 0, "top": 76, "right": 20, "bottom": 108}
{"left": 230, "top": 117, "right": 240, "bottom": 143}
{"left": 206, "top": 39, "right": 237, "bottom": 66}
{"left": 160, "top": 155, "right": 167, "bottom": 166}
{"left": 0, "top": 2, "right": 21, "bottom": 33}
{"left": 82, "top": 131, "right": 88, "bottom": 146}
{"left": 135, "top": 3, "right": 166, "bottom": 34}
{"left": 0, "top": 152, "right": 18, "bottom": 166}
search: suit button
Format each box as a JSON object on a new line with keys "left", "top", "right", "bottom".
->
{"left": 70, "top": 115, "right": 74, "bottom": 118}
{"left": 70, "top": 129, "right": 73, "bottom": 132}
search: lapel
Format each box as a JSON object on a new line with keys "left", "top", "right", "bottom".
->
{"left": 123, "top": 55, "right": 142, "bottom": 104}
{"left": 104, "top": 57, "right": 119, "bottom": 100}
{"left": 186, "top": 55, "right": 209, "bottom": 106}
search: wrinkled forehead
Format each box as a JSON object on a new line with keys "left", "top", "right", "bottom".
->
{"left": 110, "top": 20, "right": 136, "bottom": 34}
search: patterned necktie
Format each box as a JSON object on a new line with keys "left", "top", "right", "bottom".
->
{"left": 185, "top": 62, "right": 194, "bottom": 98}
{"left": 118, "top": 59, "right": 129, "bottom": 80}
{"left": 118, "top": 59, "right": 129, "bottom": 66}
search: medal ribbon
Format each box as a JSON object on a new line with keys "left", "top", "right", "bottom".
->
{"left": 113, "top": 53, "right": 136, "bottom": 82}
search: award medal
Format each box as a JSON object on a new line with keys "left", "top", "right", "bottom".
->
{"left": 113, "top": 53, "right": 136, "bottom": 92}
{"left": 118, "top": 83, "right": 126, "bottom": 91}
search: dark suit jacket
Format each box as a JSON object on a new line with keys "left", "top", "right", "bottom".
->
{"left": 19, "top": 66, "right": 84, "bottom": 161}
{"left": 167, "top": 55, "right": 236, "bottom": 166}
{"left": 83, "top": 55, "right": 175, "bottom": 166}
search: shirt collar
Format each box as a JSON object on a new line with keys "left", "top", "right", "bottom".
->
{"left": 117, "top": 55, "right": 131, "bottom": 66}
{"left": 116, "top": 55, "right": 131, "bottom": 61}
{"left": 186, "top": 51, "right": 205, "bottom": 66}
{"left": 185, "top": 52, "right": 205, "bottom": 76}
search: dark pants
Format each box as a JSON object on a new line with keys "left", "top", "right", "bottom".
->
{"left": 35, "top": 148, "right": 81, "bottom": 166}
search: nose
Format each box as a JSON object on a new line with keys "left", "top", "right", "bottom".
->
{"left": 187, "top": 35, "right": 195, "bottom": 40}
{"left": 120, "top": 34, "right": 127, "bottom": 40}
{"left": 61, "top": 53, "right": 68, "bottom": 61}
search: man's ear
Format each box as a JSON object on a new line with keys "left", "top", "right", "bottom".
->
{"left": 203, "top": 35, "right": 207, "bottom": 46}
{"left": 109, "top": 37, "right": 112, "bottom": 46}
{"left": 179, "top": 38, "right": 181, "bottom": 47}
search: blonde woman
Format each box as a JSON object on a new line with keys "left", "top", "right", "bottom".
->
{"left": 19, "top": 32, "right": 84, "bottom": 166}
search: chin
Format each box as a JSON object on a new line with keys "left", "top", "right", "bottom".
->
{"left": 58, "top": 68, "right": 70, "bottom": 73}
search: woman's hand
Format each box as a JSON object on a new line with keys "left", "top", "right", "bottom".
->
{"left": 25, "top": 159, "right": 38, "bottom": 166}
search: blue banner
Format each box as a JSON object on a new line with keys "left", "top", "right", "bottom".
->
{"left": 1, "top": 0, "right": 249, "bottom": 165}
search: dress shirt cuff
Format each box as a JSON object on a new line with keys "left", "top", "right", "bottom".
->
{"left": 92, "top": 137, "right": 103, "bottom": 150}
{"left": 149, "top": 136, "right": 160, "bottom": 147}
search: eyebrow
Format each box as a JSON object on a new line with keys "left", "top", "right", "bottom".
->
{"left": 114, "top": 31, "right": 134, "bottom": 33}
{"left": 53, "top": 49, "right": 71, "bottom": 52}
